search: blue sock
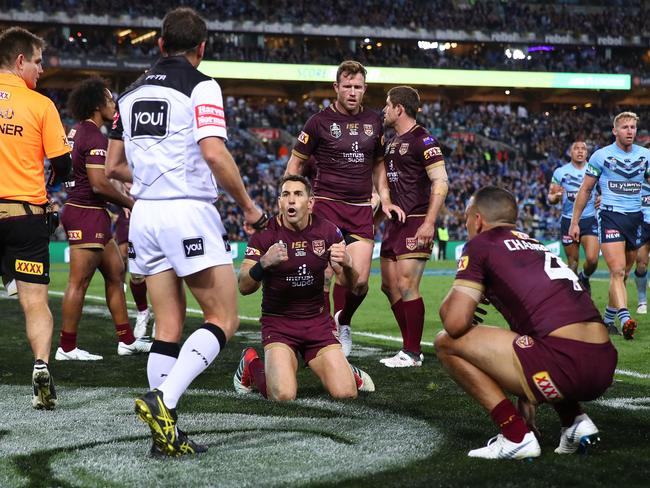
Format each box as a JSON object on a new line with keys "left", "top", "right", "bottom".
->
{"left": 617, "top": 308, "right": 631, "bottom": 324}
{"left": 634, "top": 270, "right": 648, "bottom": 304}
{"left": 604, "top": 306, "right": 617, "bottom": 325}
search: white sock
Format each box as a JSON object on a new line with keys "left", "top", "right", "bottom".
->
{"left": 147, "top": 352, "right": 177, "bottom": 390}
{"left": 158, "top": 328, "right": 223, "bottom": 408}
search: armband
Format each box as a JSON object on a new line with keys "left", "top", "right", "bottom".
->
{"left": 252, "top": 212, "right": 270, "bottom": 231}
{"left": 249, "top": 262, "right": 265, "bottom": 282}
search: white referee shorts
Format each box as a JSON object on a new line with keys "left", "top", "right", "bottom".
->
{"left": 128, "top": 199, "right": 232, "bottom": 277}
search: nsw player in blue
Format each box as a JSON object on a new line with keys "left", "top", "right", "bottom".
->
{"left": 548, "top": 141, "right": 599, "bottom": 291}
{"left": 571, "top": 112, "right": 650, "bottom": 339}
{"left": 633, "top": 172, "right": 650, "bottom": 315}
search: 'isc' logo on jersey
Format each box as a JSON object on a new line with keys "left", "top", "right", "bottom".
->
{"left": 131, "top": 99, "right": 169, "bottom": 139}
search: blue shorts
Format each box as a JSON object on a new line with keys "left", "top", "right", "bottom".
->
{"left": 640, "top": 221, "right": 650, "bottom": 246}
{"left": 598, "top": 210, "right": 642, "bottom": 250}
{"left": 560, "top": 216, "right": 598, "bottom": 246}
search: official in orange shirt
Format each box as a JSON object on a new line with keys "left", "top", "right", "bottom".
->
{"left": 0, "top": 27, "right": 71, "bottom": 410}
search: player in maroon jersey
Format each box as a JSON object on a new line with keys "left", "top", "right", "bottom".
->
{"left": 114, "top": 197, "right": 153, "bottom": 339}
{"left": 379, "top": 86, "right": 448, "bottom": 368}
{"left": 286, "top": 60, "right": 404, "bottom": 356}
{"left": 57, "top": 77, "right": 150, "bottom": 360}
{"left": 235, "top": 175, "right": 374, "bottom": 400}
{"left": 437, "top": 186, "right": 616, "bottom": 459}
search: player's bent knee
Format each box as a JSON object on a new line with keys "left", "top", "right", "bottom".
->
{"left": 434, "top": 330, "right": 452, "bottom": 355}
{"left": 268, "top": 387, "right": 296, "bottom": 402}
{"left": 329, "top": 386, "right": 357, "bottom": 400}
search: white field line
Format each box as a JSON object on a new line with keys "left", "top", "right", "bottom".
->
{"left": 47, "top": 290, "right": 435, "bottom": 344}
{"left": 6, "top": 291, "right": 646, "bottom": 375}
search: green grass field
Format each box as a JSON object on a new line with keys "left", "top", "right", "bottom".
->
{"left": 1, "top": 261, "right": 649, "bottom": 487}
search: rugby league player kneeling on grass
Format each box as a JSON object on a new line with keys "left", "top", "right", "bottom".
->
{"left": 235, "top": 175, "right": 374, "bottom": 400}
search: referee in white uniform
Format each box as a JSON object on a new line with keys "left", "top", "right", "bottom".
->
{"left": 106, "top": 7, "right": 266, "bottom": 457}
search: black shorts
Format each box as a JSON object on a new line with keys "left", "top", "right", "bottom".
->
{"left": 0, "top": 215, "right": 50, "bottom": 284}
{"left": 560, "top": 216, "right": 598, "bottom": 246}
{"left": 598, "top": 210, "right": 642, "bottom": 250}
{"left": 640, "top": 221, "right": 650, "bottom": 247}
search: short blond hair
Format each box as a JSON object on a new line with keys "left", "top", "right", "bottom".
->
{"left": 613, "top": 111, "right": 639, "bottom": 127}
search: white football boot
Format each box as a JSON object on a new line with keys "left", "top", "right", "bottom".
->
{"left": 55, "top": 347, "right": 103, "bottom": 361}
{"left": 133, "top": 309, "right": 152, "bottom": 338}
{"left": 636, "top": 302, "right": 647, "bottom": 314}
{"left": 118, "top": 337, "right": 152, "bottom": 356}
{"left": 334, "top": 311, "right": 352, "bottom": 357}
{"left": 381, "top": 350, "right": 423, "bottom": 368}
{"left": 554, "top": 414, "right": 600, "bottom": 454}
{"left": 468, "top": 432, "right": 541, "bottom": 459}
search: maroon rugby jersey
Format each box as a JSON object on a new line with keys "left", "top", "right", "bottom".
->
{"left": 243, "top": 214, "right": 344, "bottom": 319}
{"left": 384, "top": 125, "right": 445, "bottom": 215}
{"left": 454, "top": 226, "right": 602, "bottom": 337}
{"left": 292, "top": 105, "right": 384, "bottom": 203}
{"left": 65, "top": 121, "right": 108, "bottom": 207}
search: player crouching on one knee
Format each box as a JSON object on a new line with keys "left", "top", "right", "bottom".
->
{"left": 436, "top": 186, "right": 617, "bottom": 459}
{"left": 235, "top": 175, "right": 374, "bottom": 401}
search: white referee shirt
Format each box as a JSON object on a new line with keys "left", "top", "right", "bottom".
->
{"left": 110, "top": 56, "right": 227, "bottom": 201}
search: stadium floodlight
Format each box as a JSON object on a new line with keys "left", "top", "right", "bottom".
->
{"left": 418, "top": 41, "right": 439, "bottom": 50}
{"left": 198, "top": 61, "right": 632, "bottom": 90}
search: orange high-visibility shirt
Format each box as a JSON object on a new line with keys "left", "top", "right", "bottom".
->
{"left": 0, "top": 73, "right": 70, "bottom": 205}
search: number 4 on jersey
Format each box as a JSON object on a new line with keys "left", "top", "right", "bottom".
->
{"left": 543, "top": 252, "right": 582, "bottom": 291}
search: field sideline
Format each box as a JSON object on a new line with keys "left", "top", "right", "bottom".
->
{"left": 0, "top": 261, "right": 649, "bottom": 487}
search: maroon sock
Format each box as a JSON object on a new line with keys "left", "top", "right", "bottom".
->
{"left": 115, "top": 323, "right": 136, "bottom": 344}
{"left": 249, "top": 357, "right": 267, "bottom": 398}
{"left": 339, "top": 290, "right": 367, "bottom": 326}
{"left": 490, "top": 398, "right": 529, "bottom": 443}
{"left": 323, "top": 291, "right": 331, "bottom": 315}
{"left": 130, "top": 279, "right": 148, "bottom": 312}
{"left": 390, "top": 299, "right": 407, "bottom": 347}
{"left": 59, "top": 330, "right": 77, "bottom": 352}
{"left": 553, "top": 400, "right": 584, "bottom": 428}
{"left": 333, "top": 283, "right": 347, "bottom": 317}
{"left": 403, "top": 297, "right": 425, "bottom": 355}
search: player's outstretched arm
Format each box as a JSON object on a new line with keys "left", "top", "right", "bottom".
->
{"left": 569, "top": 175, "right": 597, "bottom": 241}
{"left": 105, "top": 139, "right": 133, "bottom": 183}
{"left": 200, "top": 137, "right": 263, "bottom": 227}
{"left": 439, "top": 285, "right": 482, "bottom": 339}
{"left": 329, "top": 241, "right": 357, "bottom": 289}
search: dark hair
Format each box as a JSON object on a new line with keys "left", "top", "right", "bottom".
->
{"left": 161, "top": 7, "right": 207, "bottom": 55}
{"left": 0, "top": 27, "right": 45, "bottom": 69}
{"left": 387, "top": 86, "right": 420, "bottom": 119}
{"left": 336, "top": 60, "right": 367, "bottom": 83}
{"left": 279, "top": 174, "right": 312, "bottom": 196}
{"left": 67, "top": 77, "right": 111, "bottom": 121}
{"left": 472, "top": 186, "right": 518, "bottom": 224}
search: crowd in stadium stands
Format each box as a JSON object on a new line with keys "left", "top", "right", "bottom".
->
{"left": 40, "top": 28, "right": 649, "bottom": 76}
{"left": 43, "top": 88, "right": 649, "bottom": 247}
{"left": 5, "top": 0, "right": 648, "bottom": 37}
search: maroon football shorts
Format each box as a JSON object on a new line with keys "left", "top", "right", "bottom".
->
{"left": 381, "top": 215, "right": 433, "bottom": 260}
{"left": 313, "top": 197, "right": 374, "bottom": 242}
{"left": 61, "top": 204, "right": 112, "bottom": 249}
{"left": 261, "top": 312, "right": 341, "bottom": 364}
{"left": 114, "top": 209, "right": 130, "bottom": 245}
{"left": 513, "top": 334, "right": 617, "bottom": 404}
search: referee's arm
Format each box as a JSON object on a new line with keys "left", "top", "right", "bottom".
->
{"left": 199, "top": 136, "right": 261, "bottom": 225}
{"left": 105, "top": 139, "right": 133, "bottom": 183}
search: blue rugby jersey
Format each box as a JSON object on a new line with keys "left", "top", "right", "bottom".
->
{"left": 551, "top": 162, "right": 596, "bottom": 219}
{"left": 585, "top": 143, "right": 650, "bottom": 213}
{"left": 642, "top": 182, "right": 650, "bottom": 223}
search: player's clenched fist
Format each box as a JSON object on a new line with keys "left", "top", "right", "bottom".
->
{"left": 260, "top": 241, "right": 288, "bottom": 268}
{"left": 329, "top": 241, "right": 352, "bottom": 270}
